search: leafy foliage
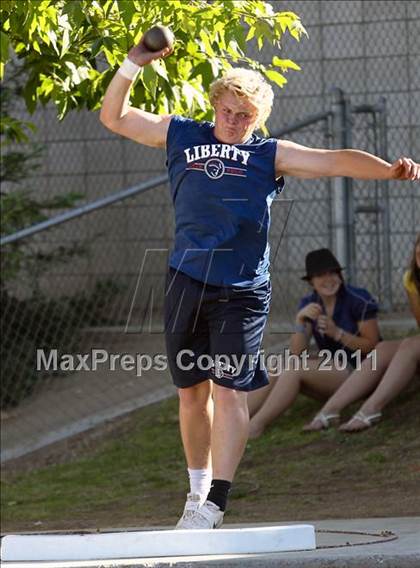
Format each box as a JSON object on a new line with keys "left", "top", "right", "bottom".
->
{"left": 0, "top": 0, "right": 307, "bottom": 120}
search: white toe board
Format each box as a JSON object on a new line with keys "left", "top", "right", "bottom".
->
{"left": 1, "top": 524, "right": 316, "bottom": 561}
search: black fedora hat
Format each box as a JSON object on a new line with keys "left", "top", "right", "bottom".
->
{"left": 302, "top": 248, "right": 344, "bottom": 281}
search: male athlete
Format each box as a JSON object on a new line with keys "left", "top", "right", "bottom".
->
{"left": 100, "top": 35, "right": 419, "bottom": 529}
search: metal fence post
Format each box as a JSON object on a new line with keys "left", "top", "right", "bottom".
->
{"left": 330, "top": 87, "right": 353, "bottom": 282}
{"left": 377, "top": 97, "right": 392, "bottom": 311}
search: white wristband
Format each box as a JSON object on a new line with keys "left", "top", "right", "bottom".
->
{"left": 117, "top": 57, "right": 141, "bottom": 81}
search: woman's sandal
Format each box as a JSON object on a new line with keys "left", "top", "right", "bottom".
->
{"left": 339, "top": 410, "right": 382, "bottom": 432}
{"left": 303, "top": 412, "right": 340, "bottom": 431}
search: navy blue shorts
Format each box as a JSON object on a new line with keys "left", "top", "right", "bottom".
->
{"left": 164, "top": 267, "right": 271, "bottom": 391}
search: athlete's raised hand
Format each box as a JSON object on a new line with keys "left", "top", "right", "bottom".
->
{"left": 127, "top": 36, "right": 173, "bottom": 68}
{"left": 389, "top": 157, "right": 420, "bottom": 181}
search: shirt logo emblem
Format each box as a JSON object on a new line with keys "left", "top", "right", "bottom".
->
{"left": 205, "top": 158, "right": 225, "bottom": 179}
{"left": 186, "top": 159, "right": 248, "bottom": 180}
{"left": 184, "top": 144, "right": 250, "bottom": 180}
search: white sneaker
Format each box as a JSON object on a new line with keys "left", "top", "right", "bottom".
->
{"left": 175, "top": 499, "right": 224, "bottom": 530}
{"left": 175, "top": 493, "right": 202, "bottom": 529}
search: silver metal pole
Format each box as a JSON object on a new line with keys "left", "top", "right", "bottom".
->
{"left": 330, "top": 87, "right": 350, "bottom": 276}
{"left": 1, "top": 174, "right": 169, "bottom": 246}
{"left": 377, "top": 97, "right": 392, "bottom": 311}
{"left": 343, "top": 94, "right": 355, "bottom": 284}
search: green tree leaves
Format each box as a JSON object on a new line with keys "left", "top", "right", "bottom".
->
{"left": 1, "top": 0, "right": 307, "bottom": 123}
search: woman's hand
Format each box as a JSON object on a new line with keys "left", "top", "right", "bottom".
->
{"left": 317, "top": 315, "right": 339, "bottom": 339}
{"left": 296, "top": 303, "right": 323, "bottom": 324}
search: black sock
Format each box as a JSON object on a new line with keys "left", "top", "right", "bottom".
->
{"left": 206, "top": 479, "right": 232, "bottom": 512}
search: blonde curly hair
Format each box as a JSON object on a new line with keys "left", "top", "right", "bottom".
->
{"left": 209, "top": 67, "right": 274, "bottom": 129}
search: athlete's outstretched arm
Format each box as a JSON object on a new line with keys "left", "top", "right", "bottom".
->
{"left": 100, "top": 38, "right": 173, "bottom": 148}
{"left": 275, "top": 139, "right": 420, "bottom": 181}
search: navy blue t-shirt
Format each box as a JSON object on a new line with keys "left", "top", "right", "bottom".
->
{"left": 298, "top": 284, "right": 379, "bottom": 365}
{"left": 166, "top": 116, "right": 284, "bottom": 288}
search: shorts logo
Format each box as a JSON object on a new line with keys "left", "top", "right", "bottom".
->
{"left": 213, "top": 360, "right": 237, "bottom": 379}
{"left": 205, "top": 158, "right": 225, "bottom": 179}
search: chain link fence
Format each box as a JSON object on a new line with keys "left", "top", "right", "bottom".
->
{"left": 268, "top": 0, "right": 419, "bottom": 309}
{"left": 1, "top": 0, "right": 419, "bottom": 461}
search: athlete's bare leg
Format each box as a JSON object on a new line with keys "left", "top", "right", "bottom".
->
{"left": 211, "top": 384, "right": 249, "bottom": 481}
{"left": 178, "top": 380, "right": 213, "bottom": 469}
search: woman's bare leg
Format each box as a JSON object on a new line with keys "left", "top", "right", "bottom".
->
{"left": 248, "top": 359, "right": 349, "bottom": 438}
{"left": 305, "top": 340, "right": 401, "bottom": 430}
{"left": 247, "top": 376, "right": 276, "bottom": 417}
{"left": 341, "top": 335, "right": 420, "bottom": 431}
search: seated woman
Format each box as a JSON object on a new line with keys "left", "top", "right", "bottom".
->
{"left": 304, "top": 234, "right": 420, "bottom": 432}
{"left": 248, "top": 248, "right": 380, "bottom": 438}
